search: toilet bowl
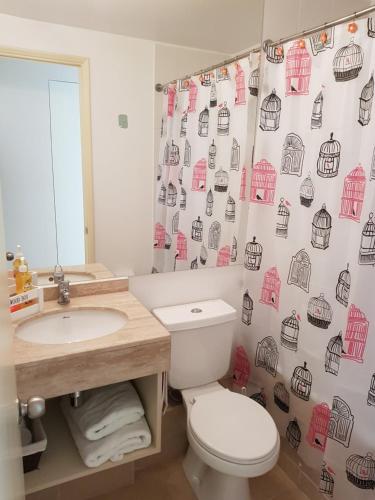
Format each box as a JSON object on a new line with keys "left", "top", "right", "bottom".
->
{"left": 152, "top": 300, "right": 280, "bottom": 500}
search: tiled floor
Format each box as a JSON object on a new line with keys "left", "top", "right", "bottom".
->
{"left": 94, "top": 459, "right": 310, "bottom": 500}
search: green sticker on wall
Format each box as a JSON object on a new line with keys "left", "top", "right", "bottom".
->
{"left": 118, "top": 114, "right": 128, "bottom": 128}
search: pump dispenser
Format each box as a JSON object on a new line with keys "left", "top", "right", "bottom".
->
{"left": 13, "top": 245, "right": 26, "bottom": 278}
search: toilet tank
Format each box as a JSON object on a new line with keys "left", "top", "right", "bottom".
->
{"left": 153, "top": 299, "right": 237, "bottom": 389}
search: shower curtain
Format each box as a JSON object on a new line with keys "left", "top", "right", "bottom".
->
{"left": 153, "top": 55, "right": 258, "bottom": 273}
{"left": 241, "top": 17, "right": 375, "bottom": 499}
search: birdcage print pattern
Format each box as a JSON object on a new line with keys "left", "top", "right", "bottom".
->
{"left": 307, "top": 403, "right": 331, "bottom": 452}
{"left": 217, "top": 103, "right": 230, "bottom": 135}
{"left": 250, "top": 159, "right": 277, "bottom": 205}
{"left": 166, "top": 183, "right": 177, "bottom": 207}
{"left": 274, "top": 382, "right": 290, "bottom": 413}
{"left": 178, "top": 167, "right": 183, "bottom": 186}
{"left": 198, "top": 107, "right": 209, "bottom": 137}
{"left": 333, "top": 40, "right": 364, "bottom": 82}
{"left": 276, "top": 198, "right": 290, "bottom": 238}
{"left": 233, "top": 345, "right": 250, "bottom": 387}
{"left": 158, "top": 182, "right": 166, "bottom": 205}
{"left": 291, "top": 363, "right": 312, "bottom": 402}
{"left": 288, "top": 249, "right": 311, "bottom": 293}
{"left": 310, "top": 28, "right": 335, "bottom": 55}
{"left": 368, "top": 374, "right": 375, "bottom": 406}
{"left": 191, "top": 216, "right": 203, "bottom": 241}
{"left": 263, "top": 41, "right": 284, "bottom": 64}
{"left": 206, "top": 188, "right": 213, "bottom": 216}
{"left": 231, "top": 138, "right": 240, "bottom": 170}
{"left": 183, "top": 140, "right": 191, "bottom": 168}
{"left": 208, "top": 221, "right": 221, "bottom": 250}
{"left": 217, "top": 245, "right": 230, "bottom": 267}
{"left": 346, "top": 453, "right": 375, "bottom": 489}
{"left": 191, "top": 159, "right": 207, "bottom": 191}
{"left": 168, "top": 141, "right": 180, "bottom": 166}
{"left": 342, "top": 304, "right": 369, "bottom": 364}
{"left": 317, "top": 133, "right": 341, "bottom": 178}
{"left": 311, "top": 90, "right": 323, "bottom": 129}
{"left": 214, "top": 169, "right": 229, "bottom": 192}
{"left": 180, "top": 112, "right": 187, "bottom": 137}
{"left": 260, "top": 89, "right": 281, "bottom": 131}
{"left": 235, "top": 63, "right": 246, "bottom": 105}
{"left": 172, "top": 212, "right": 179, "bottom": 234}
{"left": 244, "top": 237, "right": 263, "bottom": 271}
{"left": 156, "top": 164, "right": 162, "bottom": 181}
{"left": 167, "top": 84, "right": 176, "bottom": 117}
{"left": 307, "top": 293, "right": 333, "bottom": 329}
{"left": 154, "top": 223, "right": 167, "bottom": 249}
{"left": 180, "top": 187, "right": 186, "bottom": 210}
{"left": 281, "top": 310, "right": 300, "bottom": 351}
{"left": 339, "top": 166, "right": 366, "bottom": 222}
{"left": 208, "top": 140, "right": 216, "bottom": 169}
{"left": 336, "top": 265, "right": 350, "bottom": 307}
{"left": 286, "top": 419, "right": 301, "bottom": 449}
{"left": 255, "top": 336, "right": 279, "bottom": 377}
{"left": 190, "top": 258, "right": 198, "bottom": 270}
{"left": 216, "top": 66, "right": 230, "bottom": 82}
{"left": 210, "top": 82, "right": 217, "bottom": 108}
{"left": 311, "top": 204, "right": 332, "bottom": 249}
{"left": 163, "top": 142, "right": 170, "bottom": 166}
{"left": 176, "top": 231, "right": 187, "bottom": 260}
{"left": 320, "top": 463, "right": 335, "bottom": 497}
{"left": 300, "top": 174, "right": 315, "bottom": 207}
{"left": 242, "top": 290, "right": 253, "bottom": 325}
{"left": 285, "top": 40, "right": 312, "bottom": 96}
{"left": 200, "top": 244, "right": 208, "bottom": 265}
{"left": 248, "top": 66, "right": 259, "bottom": 96}
{"left": 325, "top": 332, "right": 344, "bottom": 376}
{"left": 188, "top": 79, "right": 197, "bottom": 112}
{"left": 240, "top": 167, "right": 247, "bottom": 200}
{"left": 359, "top": 75, "right": 374, "bottom": 125}
{"left": 281, "top": 133, "right": 305, "bottom": 176}
{"left": 225, "top": 195, "right": 236, "bottom": 222}
{"left": 250, "top": 390, "right": 267, "bottom": 408}
{"left": 358, "top": 212, "right": 375, "bottom": 264}
{"left": 231, "top": 236, "right": 237, "bottom": 262}
{"left": 259, "top": 267, "right": 281, "bottom": 310}
{"left": 328, "top": 396, "right": 354, "bottom": 448}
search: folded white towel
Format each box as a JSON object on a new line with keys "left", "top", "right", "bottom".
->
{"left": 61, "top": 397, "right": 152, "bottom": 468}
{"left": 63, "top": 381, "right": 145, "bottom": 441}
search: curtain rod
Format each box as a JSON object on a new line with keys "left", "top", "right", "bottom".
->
{"left": 155, "top": 4, "right": 375, "bottom": 92}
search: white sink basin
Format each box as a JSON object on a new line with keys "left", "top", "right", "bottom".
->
{"left": 37, "top": 272, "right": 96, "bottom": 286}
{"left": 16, "top": 308, "right": 127, "bottom": 345}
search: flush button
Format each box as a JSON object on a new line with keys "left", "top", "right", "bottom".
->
{"left": 191, "top": 308, "right": 202, "bottom": 313}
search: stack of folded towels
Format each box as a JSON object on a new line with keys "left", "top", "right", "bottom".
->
{"left": 61, "top": 381, "right": 151, "bottom": 468}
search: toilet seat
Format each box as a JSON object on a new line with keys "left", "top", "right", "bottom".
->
{"left": 189, "top": 389, "right": 279, "bottom": 466}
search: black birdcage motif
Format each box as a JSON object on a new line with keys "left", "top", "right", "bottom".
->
{"left": 320, "top": 463, "right": 334, "bottom": 497}
{"left": 255, "top": 336, "right": 278, "bottom": 377}
{"left": 172, "top": 212, "right": 179, "bottom": 234}
{"left": 165, "top": 232, "right": 172, "bottom": 250}
{"left": 208, "top": 140, "right": 216, "bottom": 169}
{"left": 311, "top": 91, "right": 323, "bottom": 129}
{"left": 160, "top": 116, "right": 165, "bottom": 138}
{"left": 276, "top": 198, "right": 290, "bottom": 238}
{"left": 200, "top": 244, "right": 208, "bottom": 265}
{"left": 248, "top": 67, "right": 259, "bottom": 96}
{"left": 286, "top": 418, "right": 301, "bottom": 449}
{"left": 206, "top": 188, "right": 213, "bottom": 216}
{"left": 156, "top": 164, "right": 162, "bottom": 181}
{"left": 325, "top": 332, "right": 343, "bottom": 376}
{"left": 333, "top": 40, "right": 363, "bottom": 82}
{"left": 210, "top": 82, "right": 217, "bottom": 108}
{"left": 250, "top": 390, "right": 266, "bottom": 408}
{"left": 180, "top": 111, "right": 188, "bottom": 137}
{"left": 274, "top": 382, "right": 290, "bottom": 413}
{"left": 310, "top": 28, "right": 335, "bottom": 55}
{"left": 346, "top": 453, "right": 375, "bottom": 489}
{"left": 260, "top": 89, "right": 281, "bottom": 131}
{"left": 166, "top": 182, "right": 177, "bottom": 207}
{"left": 311, "top": 204, "right": 332, "bottom": 250}
{"left": 359, "top": 75, "right": 374, "bottom": 126}
{"left": 231, "top": 138, "right": 240, "bottom": 171}
{"left": 163, "top": 142, "right": 170, "bottom": 166}
{"left": 281, "top": 310, "right": 299, "bottom": 351}
{"left": 368, "top": 373, "right": 375, "bottom": 406}
{"left": 317, "top": 133, "right": 341, "bottom": 178}
{"left": 263, "top": 41, "right": 284, "bottom": 64}
{"left": 291, "top": 362, "right": 312, "bottom": 401}
{"left": 336, "top": 264, "right": 350, "bottom": 307}
{"left": 217, "top": 103, "right": 230, "bottom": 135}
{"left": 281, "top": 133, "right": 305, "bottom": 176}
{"left": 178, "top": 167, "right": 183, "bottom": 186}
{"left": 180, "top": 187, "right": 186, "bottom": 210}
{"left": 300, "top": 174, "right": 315, "bottom": 207}
{"left": 200, "top": 73, "right": 212, "bottom": 86}
{"left": 307, "top": 293, "right": 333, "bottom": 329}
{"left": 231, "top": 236, "right": 237, "bottom": 263}
{"left": 214, "top": 169, "right": 229, "bottom": 192}
{"left": 183, "top": 140, "right": 191, "bottom": 168}
{"left": 242, "top": 289, "right": 253, "bottom": 325}
{"left": 151, "top": 266, "right": 159, "bottom": 274}
{"left": 208, "top": 221, "right": 221, "bottom": 250}
{"left": 369, "top": 17, "right": 375, "bottom": 37}
{"left": 191, "top": 216, "right": 203, "bottom": 242}
{"left": 225, "top": 195, "right": 236, "bottom": 222}
{"left": 328, "top": 396, "right": 354, "bottom": 448}
{"left": 288, "top": 249, "right": 311, "bottom": 293}
{"left": 359, "top": 212, "right": 375, "bottom": 265}
{"left": 244, "top": 237, "right": 263, "bottom": 271}
{"left": 169, "top": 140, "right": 180, "bottom": 166}
{"left": 158, "top": 182, "right": 166, "bottom": 205}
{"left": 191, "top": 258, "right": 198, "bottom": 270}
{"left": 198, "top": 106, "right": 209, "bottom": 137}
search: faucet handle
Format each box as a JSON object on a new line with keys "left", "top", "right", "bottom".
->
{"left": 53, "top": 265, "right": 65, "bottom": 284}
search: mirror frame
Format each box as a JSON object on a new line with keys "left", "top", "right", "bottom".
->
{"left": 0, "top": 45, "right": 95, "bottom": 263}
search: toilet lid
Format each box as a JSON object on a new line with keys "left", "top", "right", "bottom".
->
{"left": 189, "top": 390, "right": 278, "bottom": 465}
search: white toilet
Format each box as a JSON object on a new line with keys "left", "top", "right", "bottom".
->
{"left": 153, "top": 299, "right": 280, "bottom": 500}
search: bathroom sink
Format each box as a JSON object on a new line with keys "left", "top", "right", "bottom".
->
{"left": 16, "top": 308, "right": 127, "bottom": 345}
{"left": 37, "top": 272, "right": 96, "bottom": 285}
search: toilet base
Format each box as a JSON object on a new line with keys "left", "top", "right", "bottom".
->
{"left": 183, "top": 446, "right": 251, "bottom": 500}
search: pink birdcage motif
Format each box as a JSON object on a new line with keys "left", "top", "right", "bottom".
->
{"left": 291, "top": 362, "right": 312, "bottom": 401}
{"left": 188, "top": 79, "right": 198, "bottom": 113}
{"left": 176, "top": 231, "right": 187, "bottom": 260}
{"left": 242, "top": 290, "right": 253, "bottom": 325}
{"left": 346, "top": 452, "right": 375, "bottom": 490}
{"left": 281, "top": 133, "right": 305, "bottom": 176}
{"left": 359, "top": 212, "right": 375, "bottom": 264}
{"left": 233, "top": 345, "right": 250, "bottom": 387}
{"left": 336, "top": 264, "right": 350, "bottom": 307}
{"left": 368, "top": 373, "right": 375, "bottom": 407}
{"left": 285, "top": 40, "right": 312, "bottom": 96}
{"left": 339, "top": 165, "right": 366, "bottom": 222}
{"left": 231, "top": 236, "right": 237, "bottom": 263}
{"left": 333, "top": 40, "right": 363, "bottom": 82}
{"left": 255, "top": 336, "right": 278, "bottom": 377}
{"left": 154, "top": 223, "right": 166, "bottom": 249}
{"left": 250, "top": 159, "right": 277, "bottom": 205}
{"left": 307, "top": 403, "right": 331, "bottom": 452}
{"left": 235, "top": 63, "right": 246, "bottom": 105}
{"left": 240, "top": 167, "right": 247, "bottom": 200}
{"left": 167, "top": 84, "right": 176, "bottom": 117}
{"left": 325, "top": 332, "right": 344, "bottom": 376}
{"left": 288, "top": 249, "right": 311, "bottom": 293}
{"left": 328, "top": 396, "right": 354, "bottom": 448}
{"left": 191, "top": 159, "right": 207, "bottom": 191}
{"left": 206, "top": 188, "right": 213, "bottom": 216}
{"left": 359, "top": 75, "right": 374, "bottom": 126}
{"left": 217, "top": 245, "right": 230, "bottom": 267}
{"left": 259, "top": 267, "right": 281, "bottom": 310}
{"left": 320, "top": 463, "right": 335, "bottom": 497}
{"left": 342, "top": 304, "right": 369, "bottom": 363}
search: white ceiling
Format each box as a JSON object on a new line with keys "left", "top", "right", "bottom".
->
{"left": 0, "top": 0, "right": 264, "bottom": 54}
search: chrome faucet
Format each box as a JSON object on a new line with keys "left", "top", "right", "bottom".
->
{"left": 58, "top": 280, "right": 70, "bottom": 305}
